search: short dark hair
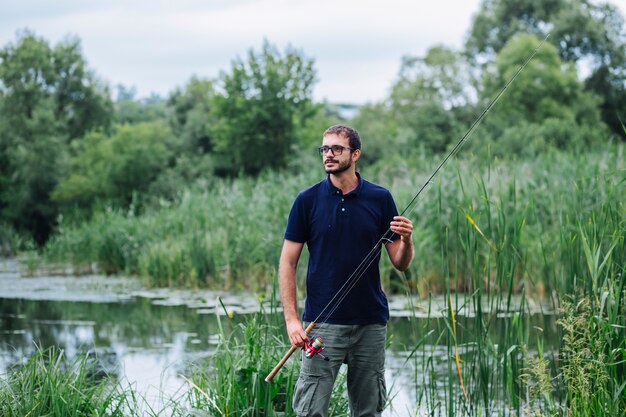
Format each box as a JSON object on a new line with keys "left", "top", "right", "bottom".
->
{"left": 323, "top": 124, "right": 361, "bottom": 151}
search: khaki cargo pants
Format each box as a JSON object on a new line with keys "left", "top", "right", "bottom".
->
{"left": 292, "top": 323, "right": 387, "bottom": 417}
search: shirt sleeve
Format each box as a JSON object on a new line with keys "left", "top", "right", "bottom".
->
{"left": 382, "top": 190, "right": 400, "bottom": 241}
{"left": 284, "top": 193, "right": 309, "bottom": 243}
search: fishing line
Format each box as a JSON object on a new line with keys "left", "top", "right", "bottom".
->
{"left": 308, "top": 34, "right": 549, "bottom": 338}
{"left": 267, "top": 34, "right": 549, "bottom": 381}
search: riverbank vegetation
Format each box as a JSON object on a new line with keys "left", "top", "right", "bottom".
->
{"left": 40, "top": 143, "right": 624, "bottom": 300}
{"left": 0, "top": 346, "right": 132, "bottom": 416}
{"left": 2, "top": 246, "right": 623, "bottom": 416}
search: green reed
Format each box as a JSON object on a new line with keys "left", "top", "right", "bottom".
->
{"left": 37, "top": 144, "right": 624, "bottom": 415}
{"left": 394, "top": 145, "right": 624, "bottom": 416}
{"left": 44, "top": 170, "right": 315, "bottom": 289}
{"left": 180, "top": 291, "right": 350, "bottom": 417}
{"left": 0, "top": 346, "right": 135, "bottom": 417}
{"left": 1, "top": 295, "right": 350, "bottom": 417}
{"left": 43, "top": 145, "right": 623, "bottom": 297}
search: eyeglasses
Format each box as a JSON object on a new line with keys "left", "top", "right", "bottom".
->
{"left": 318, "top": 145, "right": 354, "bottom": 156}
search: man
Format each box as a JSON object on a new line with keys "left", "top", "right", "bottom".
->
{"left": 279, "top": 124, "right": 414, "bottom": 416}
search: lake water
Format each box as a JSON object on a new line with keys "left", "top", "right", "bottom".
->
{"left": 0, "top": 259, "right": 558, "bottom": 416}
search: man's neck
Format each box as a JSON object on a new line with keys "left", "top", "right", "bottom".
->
{"left": 329, "top": 170, "right": 359, "bottom": 195}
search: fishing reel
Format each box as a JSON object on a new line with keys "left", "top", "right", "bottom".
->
{"left": 303, "top": 337, "right": 329, "bottom": 361}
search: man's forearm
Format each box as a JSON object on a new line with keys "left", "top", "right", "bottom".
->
{"left": 279, "top": 263, "right": 300, "bottom": 324}
{"left": 393, "top": 236, "right": 414, "bottom": 271}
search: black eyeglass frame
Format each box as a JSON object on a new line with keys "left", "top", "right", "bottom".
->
{"left": 318, "top": 145, "right": 355, "bottom": 156}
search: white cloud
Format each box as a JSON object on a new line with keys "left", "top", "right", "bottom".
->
{"left": 1, "top": 0, "right": 625, "bottom": 103}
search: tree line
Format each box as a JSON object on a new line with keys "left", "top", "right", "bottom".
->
{"left": 0, "top": 0, "right": 624, "bottom": 249}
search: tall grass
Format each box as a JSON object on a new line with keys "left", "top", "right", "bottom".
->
{"left": 0, "top": 346, "right": 136, "bottom": 417}
{"left": 34, "top": 144, "right": 624, "bottom": 415}
{"left": 181, "top": 292, "right": 350, "bottom": 416}
{"left": 44, "top": 170, "right": 317, "bottom": 289}
{"left": 43, "top": 145, "right": 624, "bottom": 297}
{"left": 0, "top": 304, "right": 351, "bottom": 417}
{"left": 0, "top": 222, "right": 32, "bottom": 257}
{"left": 394, "top": 144, "right": 625, "bottom": 416}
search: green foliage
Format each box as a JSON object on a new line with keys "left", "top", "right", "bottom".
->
{"left": 585, "top": 65, "right": 626, "bottom": 139}
{"left": 185, "top": 303, "right": 349, "bottom": 416}
{"left": 521, "top": 220, "right": 625, "bottom": 416}
{"left": 486, "top": 118, "right": 603, "bottom": 158}
{"left": 485, "top": 34, "right": 599, "bottom": 124}
{"left": 293, "top": 102, "right": 347, "bottom": 149}
{"left": 43, "top": 143, "right": 624, "bottom": 299}
{"left": 472, "top": 34, "right": 608, "bottom": 155}
{"left": 386, "top": 46, "right": 475, "bottom": 154}
{"left": 288, "top": 102, "right": 351, "bottom": 173}
{"left": 0, "top": 222, "right": 30, "bottom": 256}
{"left": 0, "top": 346, "right": 134, "bottom": 417}
{"left": 45, "top": 169, "right": 313, "bottom": 285}
{"left": 0, "top": 30, "right": 112, "bottom": 140}
{"left": 392, "top": 46, "right": 476, "bottom": 109}
{"left": 466, "top": 0, "right": 626, "bottom": 66}
{"left": 465, "top": 0, "right": 626, "bottom": 138}
{"left": 3, "top": 24, "right": 622, "bottom": 249}
{"left": 168, "top": 76, "right": 216, "bottom": 154}
{"left": 114, "top": 86, "right": 169, "bottom": 124}
{"left": 559, "top": 298, "right": 610, "bottom": 416}
{"left": 211, "top": 40, "right": 317, "bottom": 176}
{"left": 0, "top": 102, "right": 67, "bottom": 243}
{"left": 0, "top": 30, "right": 112, "bottom": 243}
{"left": 349, "top": 102, "right": 399, "bottom": 166}
{"left": 52, "top": 121, "right": 176, "bottom": 210}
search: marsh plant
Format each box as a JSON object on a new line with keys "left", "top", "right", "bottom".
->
{"left": 182, "top": 298, "right": 350, "bottom": 417}
{"left": 21, "top": 144, "right": 626, "bottom": 416}
{"left": 42, "top": 145, "right": 623, "bottom": 298}
{"left": 393, "top": 146, "right": 625, "bottom": 416}
{"left": 0, "top": 346, "right": 135, "bottom": 417}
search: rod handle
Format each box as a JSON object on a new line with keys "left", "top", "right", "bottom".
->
{"left": 265, "top": 322, "right": 316, "bottom": 382}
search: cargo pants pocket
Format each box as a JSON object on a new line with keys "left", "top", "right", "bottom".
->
{"left": 376, "top": 371, "right": 388, "bottom": 413}
{"left": 293, "top": 371, "right": 321, "bottom": 416}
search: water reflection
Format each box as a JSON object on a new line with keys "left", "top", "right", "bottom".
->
{"left": 0, "top": 257, "right": 560, "bottom": 416}
{"left": 0, "top": 297, "right": 238, "bottom": 409}
{"left": 0, "top": 296, "right": 559, "bottom": 415}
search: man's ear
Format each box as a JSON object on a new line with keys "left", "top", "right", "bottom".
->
{"left": 352, "top": 149, "right": 361, "bottom": 162}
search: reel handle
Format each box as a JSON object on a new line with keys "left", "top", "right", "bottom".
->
{"left": 265, "top": 321, "right": 316, "bottom": 382}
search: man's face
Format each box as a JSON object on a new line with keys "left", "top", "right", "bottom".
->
{"left": 321, "top": 133, "right": 358, "bottom": 175}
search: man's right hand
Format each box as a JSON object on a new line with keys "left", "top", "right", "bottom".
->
{"left": 286, "top": 319, "right": 309, "bottom": 348}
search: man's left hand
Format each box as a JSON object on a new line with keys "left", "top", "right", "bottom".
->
{"left": 390, "top": 216, "right": 413, "bottom": 242}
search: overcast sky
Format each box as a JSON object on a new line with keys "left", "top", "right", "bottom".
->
{"left": 1, "top": 0, "right": 625, "bottom": 104}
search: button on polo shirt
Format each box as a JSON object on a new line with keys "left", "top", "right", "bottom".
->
{"left": 284, "top": 173, "right": 400, "bottom": 325}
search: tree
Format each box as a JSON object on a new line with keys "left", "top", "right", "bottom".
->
{"left": 484, "top": 34, "right": 601, "bottom": 124}
{"left": 0, "top": 30, "right": 112, "bottom": 243}
{"left": 168, "top": 77, "right": 216, "bottom": 154}
{"left": 466, "top": 0, "right": 625, "bottom": 66}
{"left": 387, "top": 46, "right": 476, "bottom": 153}
{"left": 476, "top": 34, "right": 606, "bottom": 155}
{"left": 211, "top": 40, "right": 317, "bottom": 176}
{"left": 585, "top": 65, "right": 626, "bottom": 136}
{"left": 349, "top": 102, "right": 398, "bottom": 166}
{"left": 465, "top": 0, "right": 626, "bottom": 138}
{"left": 114, "top": 86, "right": 169, "bottom": 125}
{"left": 53, "top": 121, "right": 175, "bottom": 210}
{"left": 0, "top": 99, "right": 67, "bottom": 244}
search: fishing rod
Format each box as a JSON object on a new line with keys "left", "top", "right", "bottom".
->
{"left": 265, "top": 34, "right": 549, "bottom": 383}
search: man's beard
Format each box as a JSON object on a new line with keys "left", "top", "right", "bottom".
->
{"left": 324, "top": 158, "right": 352, "bottom": 175}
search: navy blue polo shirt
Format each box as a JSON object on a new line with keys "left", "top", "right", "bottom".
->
{"left": 284, "top": 173, "right": 399, "bottom": 325}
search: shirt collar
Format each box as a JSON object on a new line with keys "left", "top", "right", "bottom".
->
{"left": 324, "top": 172, "right": 363, "bottom": 196}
